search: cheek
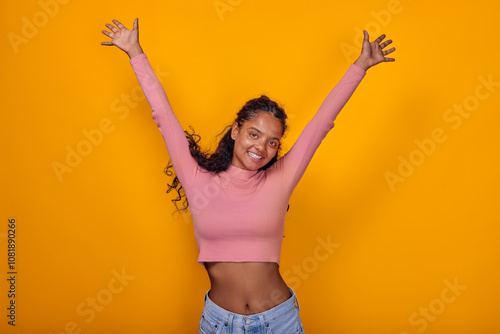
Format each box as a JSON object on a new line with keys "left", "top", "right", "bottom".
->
{"left": 234, "top": 137, "right": 250, "bottom": 153}
{"left": 266, "top": 146, "right": 278, "bottom": 157}
{"left": 238, "top": 137, "right": 253, "bottom": 149}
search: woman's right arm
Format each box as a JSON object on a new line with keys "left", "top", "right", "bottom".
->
{"left": 101, "top": 18, "right": 198, "bottom": 187}
{"left": 129, "top": 53, "right": 199, "bottom": 186}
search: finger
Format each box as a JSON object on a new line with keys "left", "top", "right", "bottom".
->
{"left": 362, "top": 30, "right": 371, "bottom": 52}
{"left": 384, "top": 57, "right": 395, "bottom": 62}
{"left": 383, "top": 47, "right": 396, "bottom": 54}
{"left": 374, "top": 34, "right": 386, "bottom": 44}
{"left": 101, "top": 30, "right": 112, "bottom": 37}
{"left": 104, "top": 24, "right": 118, "bottom": 33}
{"left": 101, "top": 41, "right": 114, "bottom": 46}
{"left": 380, "top": 40, "right": 392, "bottom": 49}
{"left": 112, "top": 19, "right": 126, "bottom": 30}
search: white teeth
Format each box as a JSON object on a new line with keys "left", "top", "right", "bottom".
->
{"left": 248, "top": 151, "right": 263, "bottom": 160}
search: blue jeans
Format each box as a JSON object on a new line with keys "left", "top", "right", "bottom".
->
{"left": 199, "top": 286, "right": 304, "bottom": 334}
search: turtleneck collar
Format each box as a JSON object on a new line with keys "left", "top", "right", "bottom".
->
{"left": 225, "top": 164, "right": 260, "bottom": 180}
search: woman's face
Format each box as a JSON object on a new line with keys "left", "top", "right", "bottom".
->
{"left": 230, "top": 112, "right": 283, "bottom": 171}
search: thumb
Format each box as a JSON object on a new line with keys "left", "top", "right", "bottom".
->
{"left": 363, "top": 30, "right": 369, "bottom": 44}
{"left": 133, "top": 17, "right": 138, "bottom": 31}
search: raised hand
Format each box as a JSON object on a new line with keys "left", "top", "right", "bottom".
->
{"left": 354, "top": 30, "right": 395, "bottom": 71}
{"left": 101, "top": 18, "right": 143, "bottom": 59}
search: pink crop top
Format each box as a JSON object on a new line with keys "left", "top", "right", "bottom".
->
{"left": 129, "top": 53, "right": 366, "bottom": 268}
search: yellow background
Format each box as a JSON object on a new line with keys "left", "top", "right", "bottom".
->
{"left": 1, "top": 0, "right": 499, "bottom": 333}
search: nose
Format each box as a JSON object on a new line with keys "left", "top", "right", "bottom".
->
{"left": 254, "top": 139, "right": 265, "bottom": 152}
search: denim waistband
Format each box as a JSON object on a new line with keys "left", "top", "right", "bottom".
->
{"left": 203, "top": 286, "right": 300, "bottom": 327}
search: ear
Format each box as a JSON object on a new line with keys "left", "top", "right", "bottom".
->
{"left": 230, "top": 122, "right": 239, "bottom": 140}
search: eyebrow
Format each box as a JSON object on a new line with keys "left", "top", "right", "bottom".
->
{"left": 248, "top": 127, "right": 280, "bottom": 141}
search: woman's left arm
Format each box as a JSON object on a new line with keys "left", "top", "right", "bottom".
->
{"left": 277, "top": 31, "right": 396, "bottom": 191}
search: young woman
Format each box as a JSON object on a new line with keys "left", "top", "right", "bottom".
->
{"left": 101, "top": 17, "right": 395, "bottom": 334}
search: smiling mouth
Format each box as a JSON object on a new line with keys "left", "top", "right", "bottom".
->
{"left": 247, "top": 151, "right": 264, "bottom": 160}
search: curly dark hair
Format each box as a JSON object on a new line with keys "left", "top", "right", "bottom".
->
{"left": 164, "top": 94, "right": 288, "bottom": 214}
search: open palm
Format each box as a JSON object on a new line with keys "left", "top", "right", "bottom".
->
{"left": 101, "top": 18, "right": 141, "bottom": 57}
{"left": 355, "top": 30, "right": 395, "bottom": 71}
{"left": 363, "top": 30, "right": 395, "bottom": 67}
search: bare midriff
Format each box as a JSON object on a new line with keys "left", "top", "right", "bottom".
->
{"left": 204, "top": 262, "right": 292, "bottom": 315}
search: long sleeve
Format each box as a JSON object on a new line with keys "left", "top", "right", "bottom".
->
{"left": 278, "top": 63, "right": 366, "bottom": 191}
{"left": 129, "top": 53, "right": 198, "bottom": 188}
